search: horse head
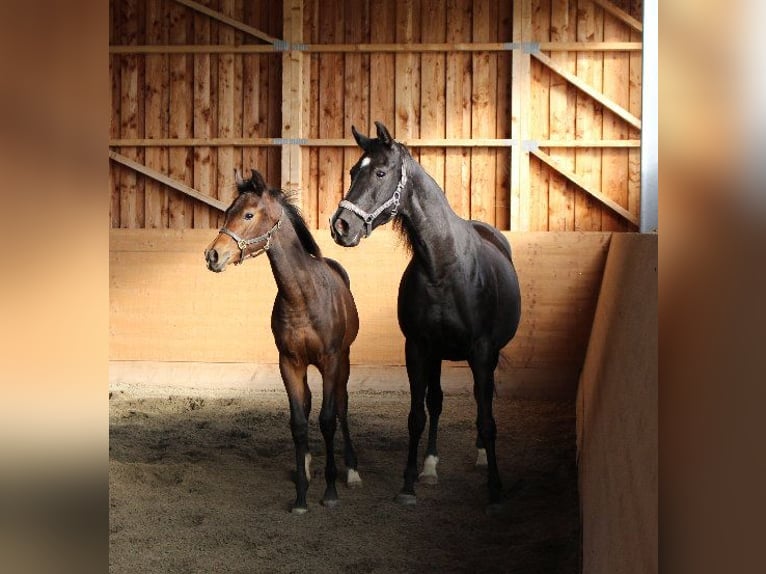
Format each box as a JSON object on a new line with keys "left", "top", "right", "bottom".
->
{"left": 330, "top": 121, "right": 407, "bottom": 247}
{"left": 204, "top": 168, "right": 283, "bottom": 272}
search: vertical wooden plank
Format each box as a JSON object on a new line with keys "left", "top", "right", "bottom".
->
{"left": 369, "top": 0, "right": 396, "bottom": 133}
{"left": 628, "top": 26, "right": 642, "bottom": 222}
{"left": 495, "top": 0, "right": 513, "bottom": 229}
{"left": 306, "top": 0, "right": 320, "bottom": 228}
{"left": 601, "top": 12, "right": 630, "bottom": 230}
{"left": 574, "top": 0, "right": 604, "bottom": 230}
{"left": 511, "top": 0, "right": 533, "bottom": 230}
{"left": 242, "top": 1, "right": 265, "bottom": 179}
{"left": 548, "top": 0, "right": 576, "bottom": 230}
{"left": 445, "top": 0, "right": 471, "bottom": 220}
{"left": 169, "top": 1, "right": 193, "bottom": 229}
{"left": 395, "top": 0, "right": 421, "bottom": 155}
{"left": 317, "top": 1, "right": 344, "bottom": 227}
{"left": 193, "top": 0, "right": 214, "bottom": 229}
{"left": 470, "top": 0, "right": 497, "bottom": 225}
{"left": 110, "top": 0, "right": 122, "bottom": 228}
{"left": 214, "top": 0, "right": 236, "bottom": 213}
{"left": 119, "top": 0, "right": 142, "bottom": 228}
{"left": 419, "top": 0, "right": 446, "bottom": 193}
{"left": 529, "top": 0, "right": 551, "bottom": 230}
{"left": 232, "top": 1, "right": 245, "bottom": 195}
{"left": 282, "top": 0, "right": 305, "bottom": 208}
{"left": 145, "top": 0, "right": 169, "bottom": 229}
{"left": 266, "top": 2, "right": 283, "bottom": 188}
{"left": 342, "top": 0, "right": 369, "bottom": 199}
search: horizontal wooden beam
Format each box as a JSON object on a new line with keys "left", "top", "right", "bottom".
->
{"left": 109, "top": 151, "right": 227, "bottom": 212}
{"left": 591, "top": 0, "right": 643, "bottom": 33}
{"left": 111, "top": 138, "right": 640, "bottom": 148}
{"left": 172, "top": 0, "right": 277, "bottom": 44}
{"left": 109, "top": 41, "right": 642, "bottom": 55}
{"left": 530, "top": 148, "right": 638, "bottom": 225}
{"left": 532, "top": 51, "right": 642, "bottom": 130}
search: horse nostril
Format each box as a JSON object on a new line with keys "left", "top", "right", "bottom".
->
{"left": 206, "top": 248, "right": 218, "bottom": 265}
{"left": 334, "top": 217, "right": 349, "bottom": 238}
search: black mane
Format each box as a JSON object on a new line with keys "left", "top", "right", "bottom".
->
{"left": 270, "top": 188, "right": 323, "bottom": 259}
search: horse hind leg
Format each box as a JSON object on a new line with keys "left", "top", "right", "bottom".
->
{"left": 335, "top": 353, "right": 362, "bottom": 487}
{"left": 469, "top": 347, "right": 503, "bottom": 513}
{"left": 419, "top": 365, "right": 443, "bottom": 486}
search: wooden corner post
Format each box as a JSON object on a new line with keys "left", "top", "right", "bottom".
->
{"left": 511, "top": 0, "right": 532, "bottom": 230}
{"left": 281, "top": 0, "right": 304, "bottom": 206}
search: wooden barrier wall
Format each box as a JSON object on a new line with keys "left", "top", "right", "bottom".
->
{"left": 109, "top": 0, "right": 642, "bottom": 232}
{"left": 110, "top": 230, "right": 610, "bottom": 395}
{"left": 577, "top": 233, "right": 657, "bottom": 573}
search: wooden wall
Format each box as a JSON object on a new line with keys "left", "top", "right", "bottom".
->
{"left": 109, "top": 0, "right": 643, "bottom": 232}
{"left": 111, "top": 230, "right": 609, "bottom": 394}
{"left": 577, "top": 232, "right": 657, "bottom": 573}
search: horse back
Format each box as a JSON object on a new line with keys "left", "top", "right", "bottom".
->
{"left": 325, "top": 257, "right": 351, "bottom": 288}
{"left": 470, "top": 220, "right": 512, "bottom": 262}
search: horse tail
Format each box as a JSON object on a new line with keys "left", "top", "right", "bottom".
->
{"left": 325, "top": 258, "right": 352, "bottom": 288}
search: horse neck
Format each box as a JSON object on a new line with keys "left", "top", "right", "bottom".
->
{"left": 265, "top": 217, "right": 318, "bottom": 305}
{"left": 399, "top": 160, "right": 466, "bottom": 275}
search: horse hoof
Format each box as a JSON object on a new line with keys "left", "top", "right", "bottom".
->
{"left": 475, "top": 448, "right": 488, "bottom": 468}
{"left": 291, "top": 506, "right": 308, "bottom": 515}
{"left": 485, "top": 502, "right": 503, "bottom": 516}
{"left": 321, "top": 498, "right": 339, "bottom": 508}
{"left": 346, "top": 468, "right": 363, "bottom": 488}
{"left": 418, "top": 473, "right": 438, "bottom": 486}
{"left": 395, "top": 493, "right": 417, "bottom": 506}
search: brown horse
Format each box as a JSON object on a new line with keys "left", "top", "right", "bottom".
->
{"left": 205, "top": 168, "right": 362, "bottom": 514}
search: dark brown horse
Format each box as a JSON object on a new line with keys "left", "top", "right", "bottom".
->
{"left": 330, "top": 122, "right": 521, "bottom": 512}
{"left": 205, "top": 169, "right": 362, "bottom": 514}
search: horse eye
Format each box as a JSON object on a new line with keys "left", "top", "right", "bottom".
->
{"left": 375, "top": 170, "right": 385, "bottom": 178}
{"left": 245, "top": 213, "right": 254, "bottom": 220}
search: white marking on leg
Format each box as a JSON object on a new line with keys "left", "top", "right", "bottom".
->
{"left": 305, "top": 453, "right": 312, "bottom": 482}
{"left": 419, "top": 454, "right": 439, "bottom": 485}
{"left": 360, "top": 157, "right": 371, "bottom": 168}
{"left": 346, "top": 468, "right": 362, "bottom": 487}
{"left": 475, "top": 448, "right": 488, "bottom": 468}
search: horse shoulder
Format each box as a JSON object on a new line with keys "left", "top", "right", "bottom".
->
{"left": 469, "top": 220, "right": 512, "bottom": 262}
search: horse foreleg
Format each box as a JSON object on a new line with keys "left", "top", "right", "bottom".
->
{"left": 396, "top": 340, "right": 430, "bottom": 505}
{"left": 281, "top": 360, "right": 311, "bottom": 514}
{"left": 469, "top": 349, "right": 503, "bottom": 511}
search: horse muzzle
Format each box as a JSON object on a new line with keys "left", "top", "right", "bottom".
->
{"left": 329, "top": 209, "right": 362, "bottom": 247}
{"left": 204, "top": 246, "right": 231, "bottom": 273}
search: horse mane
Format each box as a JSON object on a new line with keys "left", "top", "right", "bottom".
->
{"left": 270, "top": 188, "right": 323, "bottom": 259}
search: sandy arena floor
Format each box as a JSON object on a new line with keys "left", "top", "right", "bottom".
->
{"left": 109, "top": 363, "right": 579, "bottom": 573}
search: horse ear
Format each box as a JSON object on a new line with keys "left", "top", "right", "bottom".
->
{"left": 374, "top": 121, "right": 393, "bottom": 147}
{"left": 234, "top": 168, "right": 248, "bottom": 193}
{"left": 351, "top": 125, "right": 372, "bottom": 151}
{"left": 249, "top": 169, "right": 267, "bottom": 193}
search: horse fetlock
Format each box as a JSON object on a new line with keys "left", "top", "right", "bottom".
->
{"left": 418, "top": 454, "right": 439, "bottom": 485}
{"left": 475, "top": 448, "right": 488, "bottom": 468}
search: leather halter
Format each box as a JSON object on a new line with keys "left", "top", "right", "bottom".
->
{"left": 218, "top": 210, "right": 283, "bottom": 265}
{"left": 337, "top": 162, "right": 407, "bottom": 237}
